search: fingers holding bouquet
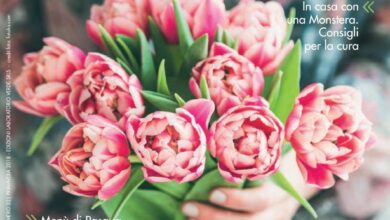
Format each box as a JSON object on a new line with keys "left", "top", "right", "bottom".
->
{"left": 182, "top": 152, "right": 319, "bottom": 220}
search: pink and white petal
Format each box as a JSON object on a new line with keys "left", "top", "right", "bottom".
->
{"left": 179, "top": 99, "right": 214, "bottom": 133}
{"left": 210, "top": 42, "right": 236, "bottom": 56}
{"left": 86, "top": 20, "right": 104, "bottom": 48}
{"left": 99, "top": 168, "right": 130, "bottom": 200}
{"left": 298, "top": 160, "right": 335, "bottom": 189}
{"left": 189, "top": 77, "right": 202, "bottom": 98}
{"left": 142, "top": 167, "right": 171, "bottom": 183}
{"left": 192, "top": 0, "right": 226, "bottom": 41}
{"left": 13, "top": 100, "right": 57, "bottom": 117}
{"left": 63, "top": 185, "right": 96, "bottom": 198}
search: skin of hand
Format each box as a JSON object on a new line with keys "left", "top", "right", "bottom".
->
{"left": 182, "top": 151, "right": 319, "bottom": 220}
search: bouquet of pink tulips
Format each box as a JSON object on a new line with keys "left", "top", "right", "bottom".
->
{"left": 13, "top": 0, "right": 375, "bottom": 219}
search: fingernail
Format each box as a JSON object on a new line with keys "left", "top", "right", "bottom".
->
{"left": 209, "top": 190, "right": 227, "bottom": 204}
{"left": 182, "top": 203, "right": 199, "bottom": 217}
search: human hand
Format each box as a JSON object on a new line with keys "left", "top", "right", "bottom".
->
{"left": 182, "top": 152, "right": 319, "bottom": 220}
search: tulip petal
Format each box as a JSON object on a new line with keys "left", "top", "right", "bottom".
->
{"left": 86, "top": 20, "right": 104, "bottom": 48}
{"left": 179, "top": 99, "right": 214, "bottom": 133}
{"left": 298, "top": 160, "right": 335, "bottom": 189}
{"left": 210, "top": 42, "right": 236, "bottom": 56}
{"left": 189, "top": 77, "right": 202, "bottom": 98}
{"left": 192, "top": 0, "right": 226, "bottom": 42}
{"left": 99, "top": 168, "right": 130, "bottom": 200}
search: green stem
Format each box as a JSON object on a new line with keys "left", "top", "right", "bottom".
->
{"left": 128, "top": 155, "right": 143, "bottom": 164}
{"left": 27, "top": 116, "right": 63, "bottom": 156}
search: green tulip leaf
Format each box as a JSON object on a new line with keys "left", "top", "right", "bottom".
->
{"left": 142, "top": 91, "right": 179, "bottom": 112}
{"left": 222, "top": 30, "right": 239, "bottom": 49}
{"left": 136, "top": 30, "right": 157, "bottom": 90}
{"left": 244, "top": 180, "right": 263, "bottom": 188}
{"left": 128, "top": 155, "right": 143, "bottom": 164}
{"left": 185, "top": 169, "right": 241, "bottom": 202}
{"left": 110, "top": 166, "right": 145, "bottom": 220}
{"left": 164, "top": 77, "right": 193, "bottom": 100}
{"left": 285, "top": 7, "right": 296, "bottom": 44}
{"left": 222, "top": 30, "right": 234, "bottom": 47}
{"left": 200, "top": 75, "right": 210, "bottom": 99}
{"left": 116, "top": 34, "right": 140, "bottom": 58}
{"left": 27, "top": 116, "right": 63, "bottom": 156}
{"left": 99, "top": 25, "right": 127, "bottom": 63}
{"left": 271, "top": 40, "right": 301, "bottom": 124}
{"left": 174, "top": 212, "right": 187, "bottom": 220}
{"left": 268, "top": 70, "right": 283, "bottom": 107}
{"left": 232, "top": 37, "right": 239, "bottom": 51}
{"left": 205, "top": 151, "right": 217, "bottom": 172}
{"left": 157, "top": 60, "right": 171, "bottom": 96}
{"left": 103, "top": 189, "right": 182, "bottom": 220}
{"left": 271, "top": 171, "right": 317, "bottom": 218}
{"left": 214, "top": 27, "right": 223, "bottom": 43}
{"left": 282, "top": 142, "right": 293, "bottom": 155}
{"left": 91, "top": 200, "right": 105, "bottom": 210}
{"left": 179, "top": 34, "right": 208, "bottom": 77}
{"left": 174, "top": 93, "right": 186, "bottom": 107}
{"left": 116, "top": 37, "right": 140, "bottom": 74}
{"left": 262, "top": 75, "right": 274, "bottom": 98}
{"left": 152, "top": 181, "right": 191, "bottom": 200}
{"left": 173, "top": 0, "right": 194, "bottom": 52}
{"left": 148, "top": 17, "right": 183, "bottom": 75}
{"left": 116, "top": 58, "right": 134, "bottom": 75}
{"left": 148, "top": 17, "right": 166, "bottom": 46}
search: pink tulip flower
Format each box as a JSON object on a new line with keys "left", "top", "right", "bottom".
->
{"left": 126, "top": 99, "right": 214, "bottom": 183}
{"left": 189, "top": 43, "right": 264, "bottom": 115}
{"left": 225, "top": 0, "right": 294, "bottom": 75}
{"left": 13, "top": 37, "right": 85, "bottom": 117}
{"left": 87, "top": 0, "right": 149, "bottom": 47}
{"left": 208, "top": 98, "right": 284, "bottom": 183}
{"left": 286, "top": 83, "right": 376, "bottom": 189}
{"left": 149, "top": 0, "right": 226, "bottom": 43}
{"left": 49, "top": 115, "right": 131, "bottom": 200}
{"left": 56, "top": 53, "right": 144, "bottom": 125}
